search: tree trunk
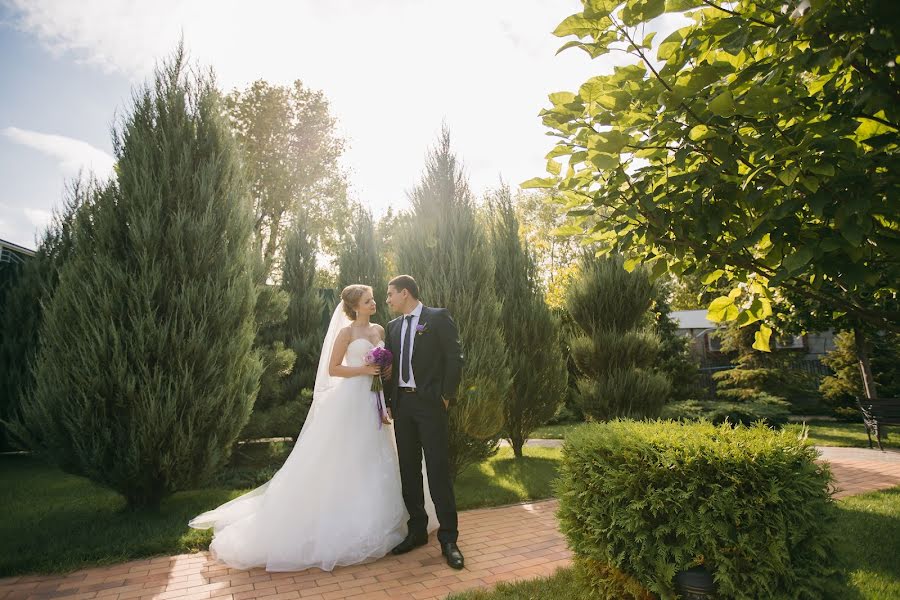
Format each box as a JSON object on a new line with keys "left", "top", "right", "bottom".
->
{"left": 853, "top": 326, "right": 878, "bottom": 400}
{"left": 510, "top": 435, "right": 525, "bottom": 458}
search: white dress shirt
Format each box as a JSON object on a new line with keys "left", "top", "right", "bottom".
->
{"left": 398, "top": 301, "right": 423, "bottom": 388}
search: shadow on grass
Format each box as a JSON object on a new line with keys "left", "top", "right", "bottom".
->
{"left": 0, "top": 454, "right": 243, "bottom": 576}
{"left": 824, "top": 487, "right": 900, "bottom": 599}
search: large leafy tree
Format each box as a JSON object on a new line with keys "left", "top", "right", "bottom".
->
{"left": 526, "top": 0, "right": 899, "bottom": 350}
{"left": 7, "top": 49, "right": 262, "bottom": 510}
{"left": 489, "top": 186, "right": 568, "bottom": 457}
{"left": 395, "top": 128, "right": 510, "bottom": 478}
{"left": 226, "top": 80, "right": 350, "bottom": 278}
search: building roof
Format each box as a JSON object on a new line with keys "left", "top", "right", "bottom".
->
{"left": 669, "top": 309, "right": 717, "bottom": 330}
{"left": 0, "top": 238, "right": 36, "bottom": 257}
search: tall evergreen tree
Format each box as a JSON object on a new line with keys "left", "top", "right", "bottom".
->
{"left": 489, "top": 186, "right": 567, "bottom": 458}
{"left": 394, "top": 128, "right": 510, "bottom": 478}
{"left": 567, "top": 254, "right": 670, "bottom": 420}
{"left": 6, "top": 48, "right": 262, "bottom": 510}
{"left": 0, "top": 181, "right": 91, "bottom": 450}
{"left": 281, "top": 214, "right": 325, "bottom": 402}
{"left": 337, "top": 207, "right": 388, "bottom": 325}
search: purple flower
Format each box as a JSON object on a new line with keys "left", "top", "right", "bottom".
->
{"left": 365, "top": 346, "right": 393, "bottom": 368}
{"left": 415, "top": 323, "right": 427, "bottom": 335}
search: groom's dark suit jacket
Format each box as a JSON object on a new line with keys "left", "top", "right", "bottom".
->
{"left": 383, "top": 306, "right": 464, "bottom": 414}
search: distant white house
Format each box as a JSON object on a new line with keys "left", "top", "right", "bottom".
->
{"left": 669, "top": 309, "right": 836, "bottom": 361}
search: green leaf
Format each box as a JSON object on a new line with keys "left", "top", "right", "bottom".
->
{"left": 707, "top": 296, "right": 737, "bottom": 322}
{"left": 547, "top": 159, "right": 562, "bottom": 176}
{"left": 553, "top": 14, "right": 599, "bottom": 38}
{"left": 589, "top": 152, "right": 619, "bottom": 170}
{"left": 622, "top": 0, "right": 666, "bottom": 26}
{"left": 782, "top": 247, "right": 814, "bottom": 274}
{"left": 701, "top": 269, "right": 725, "bottom": 284}
{"left": 521, "top": 177, "right": 557, "bottom": 189}
{"left": 552, "top": 224, "right": 583, "bottom": 237}
{"left": 752, "top": 324, "right": 773, "bottom": 352}
{"left": 708, "top": 90, "right": 734, "bottom": 116}
{"left": 590, "top": 130, "right": 628, "bottom": 153}
{"left": 548, "top": 92, "right": 577, "bottom": 106}
{"left": 642, "top": 32, "right": 657, "bottom": 48}
{"left": 689, "top": 124, "right": 712, "bottom": 141}
{"left": 623, "top": 257, "right": 642, "bottom": 272}
{"left": 778, "top": 166, "right": 800, "bottom": 186}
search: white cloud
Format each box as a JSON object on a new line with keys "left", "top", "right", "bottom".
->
{"left": 5, "top": 0, "right": 686, "bottom": 216}
{"left": 2, "top": 126, "right": 116, "bottom": 178}
{"left": 23, "top": 207, "right": 53, "bottom": 229}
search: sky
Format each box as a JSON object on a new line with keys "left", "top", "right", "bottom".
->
{"left": 0, "top": 0, "right": 651, "bottom": 249}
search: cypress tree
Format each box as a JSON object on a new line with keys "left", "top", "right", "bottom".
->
{"left": 0, "top": 181, "right": 90, "bottom": 450}
{"left": 489, "top": 186, "right": 567, "bottom": 457}
{"left": 394, "top": 128, "right": 509, "bottom": 478}
{"left": 337, "top": 206, "right": 388, "bottom": 325}
{"left": 281, "top": 214, "right": 324, "bottom": 401}
{"left": 7, "top": 48, "right": 262, "bottom": 510}
{"left": 567, "top": 254, "right": 671, "bottom": 420}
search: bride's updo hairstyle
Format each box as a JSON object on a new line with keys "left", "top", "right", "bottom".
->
{"left": 341, "top": 284, "right": 372, "bottom": 320}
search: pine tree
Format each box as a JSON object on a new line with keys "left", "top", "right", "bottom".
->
{"left": 566, "top": 254, "right": 670, "bottom": 420}
{"left": 6, "top": 48, "right": 262, "bottom": 510}
{"left": 281, "top": 214, "right": 325, "bottom": 402}
{"left": 489, "top": 186, "right": 567, "bottom": 457}
{"left": 337, "top": 206, "right": 388, "bottom": 325}
{"left": 650, "top": 280, "right": 699, "bottom": 402}
{"left": 394, "top": 128, "right": 509, "bottom": 478}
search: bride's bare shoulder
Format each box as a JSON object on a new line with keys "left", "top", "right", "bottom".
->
{"left": 373, "top": 323, "right": 385, "bottom": 340}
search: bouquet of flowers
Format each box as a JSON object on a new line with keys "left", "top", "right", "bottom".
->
{"left": 365, "top": 346, "right": 393, "bottom": 427}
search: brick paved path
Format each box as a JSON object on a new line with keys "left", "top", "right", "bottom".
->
{"left": 1, "top": 445, "right": 897, "bottom": 600}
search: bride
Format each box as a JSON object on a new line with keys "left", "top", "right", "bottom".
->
{"left": 189, "top": 284, "right": 436, "bottom": 572}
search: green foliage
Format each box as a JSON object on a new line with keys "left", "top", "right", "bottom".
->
{"left": 820, "top": 331, "right": 900, "bottom": 408}
{"left": 651, "top": 279, "right": 699, "bottom": 401}
{"left": 489, "top": 186, "right": 568, "bottom": 457}
{"left": 0, "top": 181, "right": 90, "bottom": 451}
{"left": 240, "top": 390, "right": 313, "bottom": 441}
{"left": 337, "top": 207, "right": 389, "bottom": 325}
{"left": 661, "top": 396, "right": 791, "bottom": 426}
{"left": 566, "top": 254, "right": 670, "bottom": 419}
{"left": 556, "top": 420, "right": 837, "bottom": 599}
{"left": 251, "top": 285, "right": 295, "bottom": 414}
{"left": 225, "top": 79, "right": 350, "bottom": 277}
{"left": 712, "top": 322, "right": 819, "bottom": 417}
{"left": 281, "top": 215, "right": 325, "bottom": 401}
{"left": 6, "top": 48, "right": 262, "bottom": 510}
{"left": 394, "top": 127, "right": 510, "bottom": 478}
{"left": 531, "top": 0, "right": 900, "bottom": 344}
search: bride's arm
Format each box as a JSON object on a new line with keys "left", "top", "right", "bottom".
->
{"left": 329, "top": 328, "right": 380, "bottom": 378}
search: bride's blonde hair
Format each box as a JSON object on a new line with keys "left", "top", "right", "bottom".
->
{"left": 341, "top": 284, "right": 372, "bottom": 320}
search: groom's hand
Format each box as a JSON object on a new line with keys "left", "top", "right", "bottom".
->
{"left": 386, "top": 408, "right": 393, "bottom": 420}
{"left": 383, "top": 364, "right": 392, "bottom": 379}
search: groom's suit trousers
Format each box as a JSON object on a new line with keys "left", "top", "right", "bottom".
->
{"left": 393, "top": 389, "right": 458, "bottom": 544}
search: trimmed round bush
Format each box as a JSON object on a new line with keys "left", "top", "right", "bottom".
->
{"left": 555, "top": 420, "right": 836, "bottom": 599}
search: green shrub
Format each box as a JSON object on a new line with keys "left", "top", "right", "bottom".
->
{"left": 661, "top": 395, "right": 791, "bottom": 425}
{"left": 240, "top": 390, "right": 312, "bottom": 441}
{"left": 556, "top": 420, "right": 837, "bottom": 599}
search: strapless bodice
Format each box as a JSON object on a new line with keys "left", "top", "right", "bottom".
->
{"left": 345, "top": 338, "right": 384, "bottom": 367}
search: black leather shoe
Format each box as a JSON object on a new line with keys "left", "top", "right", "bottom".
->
{"left": 442, "top": 542, "right": 464, "bottom": 569}
{"left": 391, "top": 533, "right": 428, "bottom": 555}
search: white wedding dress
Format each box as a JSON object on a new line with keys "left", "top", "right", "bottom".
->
{"left": 189, "top": 305, "right": 436, "bottom": 572}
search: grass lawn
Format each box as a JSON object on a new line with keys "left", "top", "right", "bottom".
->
{"left": 0, "top": 444, "right": 562, "bottom": 577}
{"left": 450, "top": 486, "right": 900, "bottom": 600}
{"left": 532, "top": 420, "right": 898, "bottom": 450}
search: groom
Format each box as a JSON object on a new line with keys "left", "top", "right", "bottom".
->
{"left": 383, "top": 275, "right": 465, "bottom": 570}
